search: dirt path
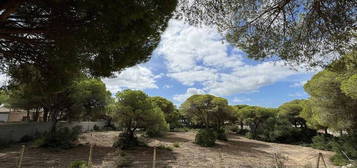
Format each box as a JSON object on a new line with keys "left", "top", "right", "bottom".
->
{"left": 0, "top": 131, "right": 336, "bottom": 168}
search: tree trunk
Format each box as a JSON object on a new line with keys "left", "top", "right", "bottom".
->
{"left": 43, "top": 107, "right": 49, "bottom": 122}
{"left": 324, "top": 128, "right": 328, "bottom": 135}
{"left": 240, "top": 122, "right": 244, "bottom": 130}
{"left": 26, "top": 110, "right": 30, "bottom": 121}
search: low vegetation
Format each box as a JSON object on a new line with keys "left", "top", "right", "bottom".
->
{"left": 69, "top": 160, "right": 88, "bottom": 168}
{"left": 33, "top": 126, "right": 82, "bottom": 149}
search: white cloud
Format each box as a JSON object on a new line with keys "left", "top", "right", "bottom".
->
{"left": 156, "top": 19, "right": 309, "bottom": 97}
{"left": 102, "top": 65, "right": 159, "bottom": 94}
{"left": 173, "top": 88, "right": 205, "bottom": 102}
{"left": 290, "top": 80, "right": 308, "bottom": 88}
{"left": 232, "top": 97, "right": 252, "bottom": 104}
{"left": 156, "top": 19, "right": 244, "bottom": 73}
{"left": 0, "top": 74, "right": 9, "bottom": 87}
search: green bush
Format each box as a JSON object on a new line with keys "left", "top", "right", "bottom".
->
{"left": 157, "top": 144, "right": 173, "bottom": 151}
{"left": 113, "top": 132, "right": 139, "bottom": 149}
{"left": 215, "top": 128, "right": 228, "bottom": 141}
{"left": 311, "top": 135, "right": 335, "bottom": 151}
{"left": 228, "top": 125, "right": 239, "bottom": 133}
{"left": 20, "top": 135, "right": 34, "bottom": 143}
{"left": 36, "top": 126, "right": 82, "bottom": 149}
{"left": 330, "top": 134, "right": 357, "bottom": 166}
{"left": 69, "top": 160, "right": 88, "bottom": 168}
{"left": 93, "top": 125, "right": 100, "bottom": 131}
{"left": 195, "top": 129, "right": 217, "bottom": 147}
{"left": 236, "top": 129, "right": 249, "bottom": 135}
{"left": 173, "top": 142, "right": 180, "bottom": 148}
{"left": 310, "top": 134, "right": 357, "bottom": 166}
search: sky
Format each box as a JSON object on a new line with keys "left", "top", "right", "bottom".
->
{"left": 102, "top": 19, "right": 318, "bottom": 108}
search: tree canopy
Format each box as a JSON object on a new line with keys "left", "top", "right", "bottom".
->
{"left": 278, "top": 99, "right": 306, "bottom": 128}
{"left": 110, "top": 90, "right": 168, "bottom": 141}
{"left": 0, "top": 0, "right": 177, "bottom": 76}
{"left": 177, "top": 0, "right": 356, "bottom": 66}
{"left": 304, "top": 50, "right": 357, "bottom": 132}
{"left": 150, "top": 96, "right": 182, "bottom": 129}
{"left": 180, "top": 94, "right": 233, "bottom": 129}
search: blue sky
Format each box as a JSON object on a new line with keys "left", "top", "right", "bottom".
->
{"left": 102, "top": 19, "right": 317, "bottom": 108}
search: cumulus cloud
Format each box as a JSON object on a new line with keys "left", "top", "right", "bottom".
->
{"left": 102, "top": 65, "right": 159, "bottom": 94}
{"left": 173, "top": 88, "right": 205, "bottom": 102}
{"left": 156, "top": 20, "right": 308, "bottom": 97}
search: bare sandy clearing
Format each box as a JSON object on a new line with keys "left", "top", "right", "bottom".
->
{"left": 0, "top": 131, "right": 335, "bottom": 168}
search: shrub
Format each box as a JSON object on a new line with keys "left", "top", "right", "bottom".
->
{"left": 330, "top": 134, "right": 357, "bottom": 166}
{"left": 20, "top": 135, "right": 34, "bottom": 143}
{"left": 311, "top": 135, "right": 335, "bottom": 151}
{"left": 236, "top": 129, "right": 249, "bottom": 136}
{"left": 116, "top": 151, "right": 133, "bottom": 167}
{"left": 310, "top": 133, "right": 357, "bottom": 166}
{"left": 36, "top": 126, "right": 82, "bottom": 149}
{"left": 93, "top": 125, "right": 100, "bottom": 131}
{"left": 69, "top": 160, "right": 88, "bottom": 168}
{"left": 173, "top": 142, "right": 180, "bottom": 148}
{"left": 215, "top": 128, "right": 228, "bottom": 141}
{"left": 195, "top": 129, "right": 217, "bottom": 147}
{"left": 157, "top": 144, "right": 173, "bottom": 151}
{"left": 228, "top": 125, "right": 239, "bottom": 133}
{"left": 113, "top": 132, "right": 139, "bottom": 149}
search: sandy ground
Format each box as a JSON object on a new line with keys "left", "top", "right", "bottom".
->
{"left": 0, "top": 131, "right": 335, "bottom": 168}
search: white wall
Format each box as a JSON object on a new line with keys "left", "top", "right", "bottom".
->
{"left": 0, "top": 113, "right": 8, "bottom": 122}
{"left": 0, "top": 121, "right": 106, "bottom": 142}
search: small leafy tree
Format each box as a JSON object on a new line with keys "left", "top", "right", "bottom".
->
{"left": 278, "top": 100, "right": 307, "bottom": 128}
{"left": 150, "top": 96, "right": 181, "bottom": 129}
{"left": 180, "top": 94, "right": 233, "bottom": 145}
{"left": 232, "top": 105, "right": 249, "bottom": 130}
{"left": 180, "top": 94, "right": 233, "bottom": 129}
{"left": 68, "top": 78, "right": 111, "bottom": 121}
{"left": 110, "top": 90, "right": 168, "bottom": 148}
{"left": 239, "top": 106, "right": 275, "bottom": 139}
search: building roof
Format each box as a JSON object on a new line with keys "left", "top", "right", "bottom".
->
{"left": 0, "top": 107, "right": 10, "bottom": 113}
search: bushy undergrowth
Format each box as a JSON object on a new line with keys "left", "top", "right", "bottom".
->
{"left": 115, "top": 151, "right": 133, "bottom": 168}
{"left": 34, "top": 126, "right": 81, "bottom": 149}
{"left": 173, "top": 142, "right": 180, "bottom": 148}
{"left": 195, "top": 129, "right": 217, "bottom": 147}
{"left": 157, "top": 144, "right": 173, "bottom": 151}
{"left": 69, "top": 160, "right": 88, "bottom": 168}
{"left": 236, "top": 129, "right": 249, "bottom": 135}
{"left": 311, "top": 134, "right": 357, "bottom": 166}
{"left": 113, "top": 133, "right": 139, "bottom": 149}
{"left": 215, "top": 128, "right": 228, "bottom": 141}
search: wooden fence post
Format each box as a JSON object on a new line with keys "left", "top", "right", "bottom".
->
{"left": 316, "top": 152, "right": 321, "bottom": 168}
{"left": 17, "top": 145, "right": 25, "bottom": 168}
{"left": 153, "top": 146, "right": 157, "bottom": 168}
{"left": 88, "top": 144, "right": 93, "bottom": 168}
{"left": 319, "top": 153, "right": 328, "bottom": 168}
